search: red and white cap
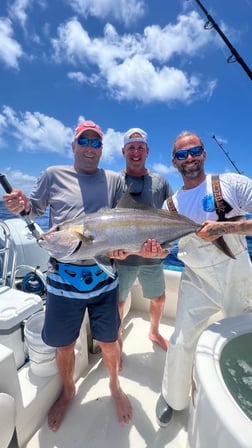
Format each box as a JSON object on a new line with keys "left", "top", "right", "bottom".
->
{"left": 75, "top": 120, "right": 103, "bottom": 139}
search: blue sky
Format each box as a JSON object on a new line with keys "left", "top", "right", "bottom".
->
{"left": 0, "top": 0, "right": 251, "bottom": 195}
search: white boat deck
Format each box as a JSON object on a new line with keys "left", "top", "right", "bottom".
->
{"left": 24, "top": 310, "right": 189, "bottom": 448}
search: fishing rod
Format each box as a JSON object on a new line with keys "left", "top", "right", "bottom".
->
{"left": 193, "top": 0, "right": 252, "bottom": 80}
{"left": 212, "top": 135, "right": 243, "bottom": 174}
{"left": 0, "top": 173, "right": 41, "bottom": 240}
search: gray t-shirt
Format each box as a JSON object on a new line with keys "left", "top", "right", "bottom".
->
{"left": 118, "top": 170, "right": 173, "bottom": 266}
{"left": 29, "top": 165, "right": 123, "bottom": 227}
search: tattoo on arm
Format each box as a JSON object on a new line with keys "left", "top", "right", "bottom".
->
{"left": 208, "top": 221, "right": 252, "bottom": 237}
{"left": 208, "top": 224, "right": 230, "bottom": 237}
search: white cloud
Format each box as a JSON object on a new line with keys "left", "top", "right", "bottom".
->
{"left": 67, "top": 71, "right": 99, "bottom": 84}
{"left": 51, "top": 12, "right": 218, "bottom": 104}
{"left": 152, "top": 163, "right": 176, "bottom": 176}
{"left": 8, "top": 0, "right": 47, "bottom": 28}
{"left": 0, "top": 18, "right": 23, "bottom": 68}
{"left": 142, "top": 12, "right": 211, "bottom": 61}
{"left": 8, "top": 0, "right": 30, "bottom": 28}
{"left": 101, "top": 128, "right": 123, "bottom": 163}
{"left": 52, "top": 19, "right": 91, "bottom": 63}
{"left": 69, "top": 0, "right": 146, "bottom": 26}
{"left": 67, "top": 71, "right": 87, "bottom": 83}
{"left": 105, "top": 54, "right": 200, "bottom": 103}
{"left": 0, "top": 106, "right": 73, "bottom": 155}
{"left": 2, "top": 167, "right": 37, "bottom": 194}
{"left": 7, "top": 0, "right": 46, "bottom": 50}
{"left": 0, "top": 112, "right": 7, "bottom": 128}
{"left": 0, "top": 106, "right": 124, "bottom": 165}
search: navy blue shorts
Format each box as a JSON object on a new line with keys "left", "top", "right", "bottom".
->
{"left": 42, "top": 271, "right": 120, "bottom": 347}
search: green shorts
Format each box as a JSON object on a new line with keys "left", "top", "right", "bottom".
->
{"left": 117, "top": 264, "right": 165, "bottom": 302}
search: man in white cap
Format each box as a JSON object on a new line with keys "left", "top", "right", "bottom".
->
{"left": 112, "top": 127, "right": 173, "bottom": 369}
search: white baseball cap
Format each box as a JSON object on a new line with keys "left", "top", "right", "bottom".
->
{"left": 123, "top": 127, "right": 148, "bottom": 145}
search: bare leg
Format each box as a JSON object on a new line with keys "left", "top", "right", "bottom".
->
{"left": 48, "top": 342, "right": 76, "bottom": 432}
{"left": 149, "top": 293, "right": 169, "bottom": 351}
{"left": 117, "top": 301, "right": 125, "bottom": 370}
{"left": 99, "top": 340, "right": 133, "bottom": 425}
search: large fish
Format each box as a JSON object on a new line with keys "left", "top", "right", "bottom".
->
{"left": 38, "top": 192, "right": 235, "bottom": 276}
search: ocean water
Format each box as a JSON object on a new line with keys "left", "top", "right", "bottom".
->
{"left": 220, "top": 332, "right": 252, "bottom": 421}
{"left": 0, "top": 202, "right": 49, "bottom": 232}
{"left": 0, "top": 202, "right": 251, "bottom": 268}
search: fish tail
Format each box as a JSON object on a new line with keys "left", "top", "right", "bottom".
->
{"left": 213, "top": 236, "right": 236, "bottom": 259}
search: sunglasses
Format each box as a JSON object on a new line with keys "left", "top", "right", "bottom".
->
{"left": 77, "top": 138, "right": 102, "bottom": 149}
{"left": 173, "top": 146, "right": 204, "bottom": 160}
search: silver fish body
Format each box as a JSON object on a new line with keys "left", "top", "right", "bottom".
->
{"left": 38, "top": 207, "right": 201, "bottom": 264}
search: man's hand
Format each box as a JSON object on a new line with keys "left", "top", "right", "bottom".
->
{"left": 197, "top": 221, "right": 228, "bottom": 242}
{"left": 139, "top": 238, "right": 168, "bottom": 258}
{"left": 108, "top": 249, "right": 130, "bottom": 260}
{"left": 197, "top": 218, "right": 252, "bottom": 241}
{"left": 3, "top": 189, "right": 31, "bottom": 215}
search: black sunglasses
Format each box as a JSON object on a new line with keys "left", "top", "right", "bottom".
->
{"left": 174, "top": 146, "right": 204, "bottom": 160}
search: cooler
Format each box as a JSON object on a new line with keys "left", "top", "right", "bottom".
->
{"left": 0, "top": 286, "right": 43, "bottom": 368}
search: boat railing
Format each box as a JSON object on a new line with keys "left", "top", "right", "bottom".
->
{"left": 0, "top": 220, "right": 17, "bottom": 288}
{"left": 0, "top": 220, "right": 47, "bottom": 295}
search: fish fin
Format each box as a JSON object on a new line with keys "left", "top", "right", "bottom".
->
{"left": 94, "top": 255, "right": 116, "bottom": 279}
{"left": 70, "top": 230, "right": 93, "bottom": 244}
{"left": 116, "top": 190, "right": 153, "bottom": 211}
{"left": 160, "top": 242, "right": 174, "bottom": 250}
{"left": 209, "top": 215, "right": 244, "bottom": 259}
{"left": 227, "top": 215, "right": 245, "bottom": 222}
{"left": 213, "top": 236, "right": 236, "bottom": 259}
{"left": 96, "top": 206, "right": 112, "bottom": 213}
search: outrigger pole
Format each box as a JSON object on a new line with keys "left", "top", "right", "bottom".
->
{"left": 212, "top": 135, "right": 243, "bottom": 174}
{"left": 193, "top": 0, "right": 252, "bottom": 80}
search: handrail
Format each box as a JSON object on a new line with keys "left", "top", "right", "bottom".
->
{"left": 0, "top": 220, "right": 17, "bottom": 287}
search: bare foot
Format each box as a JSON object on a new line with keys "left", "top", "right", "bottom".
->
{"left": 111, "top": 386, "right": 133, "bottom": 425}
{"left": 48, "top": 388, "right": 75, "bottom": 432}
{"left": 149, "top": 332, "right": 169, "bottom": 351}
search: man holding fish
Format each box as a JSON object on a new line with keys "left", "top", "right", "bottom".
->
{"left": 3, "top": 120, "right": 140, "bottom": 431}
{"left": 156, "top": 130, "right": 252, "bottom": 427}
{"left": 114, "top": 127, "right": 173, "bottom": 369}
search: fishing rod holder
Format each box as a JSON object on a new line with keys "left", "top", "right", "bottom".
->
{"left": 204, "top": 20, "right": 213, "bottom": 30}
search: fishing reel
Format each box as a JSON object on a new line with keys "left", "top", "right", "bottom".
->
{"left": 21, "top": 270, "right": 46, "bottom": 296}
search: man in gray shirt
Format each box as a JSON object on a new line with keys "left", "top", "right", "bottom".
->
{"left": 3, "top": 120, "right": 133, "bottom": 431}
{"left": 111, "top": 127, "right": 173, "bottom": 369}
